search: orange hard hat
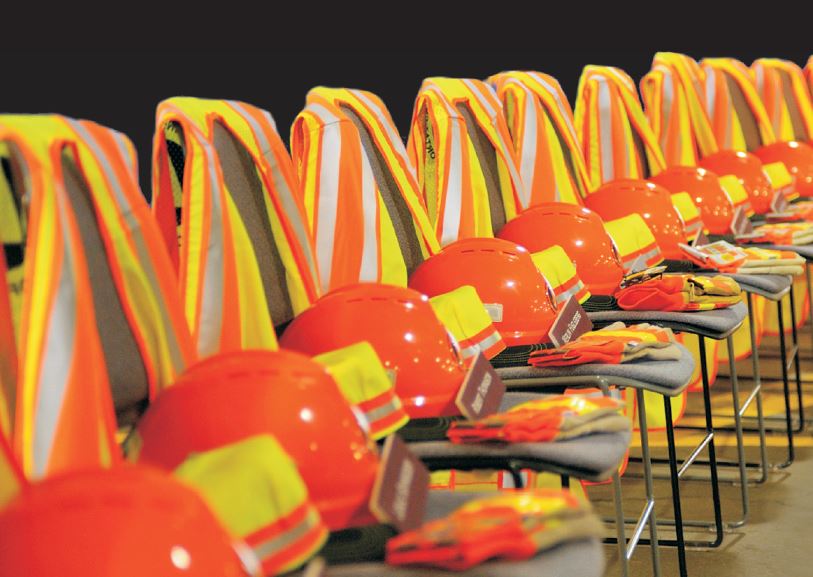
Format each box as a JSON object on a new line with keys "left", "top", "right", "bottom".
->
{"left": 649, "top": 166, "right": 734, "bottom": 234}
{"left": 497, "top": 203, "right": 625, "bottom": 296}
{"left": 698, "top": 150, "right": 773, "bottom": 215}
{"left": 134, "top": 349, "right": 380, "bottom": 531}
{"left": 0, "top": 466, "right": 255, "bottom": 577}
{"left": 584, "top": 179, "right": 688, "bottom": 260}
{"left": 280, "top": 283, "right": 465, "bottom": 419}
{"left": 754, "top": 141, "right": 813, "bottom": 198}
{"left": 407, "top": 238, "right": 558, "bottom": 347}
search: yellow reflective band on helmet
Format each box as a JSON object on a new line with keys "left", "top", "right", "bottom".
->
{"left": 407, "top": 77, "right": 526, "bottom": 242}
{"left": 314, "top": 341, "right": 409, "bottom": 440}
{"left": 752, "top": 59, "right": 813, "bottom": 144}
{"left": 603, "top": 214, "right": 664, "bottom": 273}
{"left": 531, "top": 246, "right": 591, "bottom": 307}
{"left": 292, "top": 87, "right": 439, "bottom": 292}
{"left": 718, "top": 174, "right": 753, "bottom": 214}
{"left": 762, "top": 161, "right": 794, "bottom": 192}
{"left": 575, "top": 66, "right": 667, "bottom": 189}
{"left": 489, "top": 71, "right": 590, "bottom": 204}
{"left": 670, "top": 191, "right": 704, "bottom": 236}
{"left": 175, "top": 435, "right": 328, "bottom": 576}
{"left": 429, "top": 285, "right": 506, "bottom": 362}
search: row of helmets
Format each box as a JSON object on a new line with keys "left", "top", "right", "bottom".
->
{"left": 1, "top": 53, "right": 813, "bottom": 576}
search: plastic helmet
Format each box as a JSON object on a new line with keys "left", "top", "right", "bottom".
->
{"left": 0, "top": 466, "right": 256, "bottom": 577}
{"left": 584, "top": 179, "right": 688, "bottom": 259}
{"left": 281, "top": 283, "right": 466, "bottom": 419}
{"left": 649, "top": 166, "right": 735, "bottom": 234}
{"left": 754, "top": 141, "right": 813, "bottom": 198}
{"left": 497, "top": 202, "right": 625, "bottom": 296}
{"left": 698, "top": 150, "right": 774, "bottom": 214}
{"left": 408, "top": 238, "right": 558, "bottom": 347}
{"left": 133, "top": 349, "right": 380, "bottom": 531}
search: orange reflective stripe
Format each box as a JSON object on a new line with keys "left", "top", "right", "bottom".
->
{"left": 490, "top": 71, "right": 591, "bottom": 204}
{"left": 575, "top": 66, "right": 667, "bottom": 189}
{"left": 752, "top": 59, "right": 813, "bottom": 143}
{"left": 0, "top": 126, "right": 119, "bottom": 480}
{"left": 701, "top": 58, "right": 778, "bottom": 152}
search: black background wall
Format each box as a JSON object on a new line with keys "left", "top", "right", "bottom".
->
{"left": 4, "top": 50, "right": 810, "bottom": 199}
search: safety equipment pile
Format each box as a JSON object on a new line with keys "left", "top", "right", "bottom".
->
{"left": 385, "top": 490, "right": 604, "bottom": 570}
{"left": 681, "top": 241, "right": 805, "bottom": 275}
{"left": 526, "top": 323, "right": 681, "bottom": 368}
{"left": 615, "top": 274, "right": 741, "bottom": 311}
{"left": 744, "top": 222, "right": 813, "bottom": 245}
{"left": 446, "top": 395, "right": 629, "bottom": 444}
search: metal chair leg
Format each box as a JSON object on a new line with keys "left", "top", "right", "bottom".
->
{"left": 635, "top": 388, "right": 661, "bottom": 577}
{"left": 777, "top": 297, "right": 795, "bottom": 468}
{"left": 725, "top": 334, "right": 749, "bottom": 528}
{"left": 788, "top": 283, "right": 805, "bottom": 431}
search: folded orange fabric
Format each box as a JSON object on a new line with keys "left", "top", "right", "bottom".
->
{"left": 615, "top": 274, "right": 740, "bottom": 311}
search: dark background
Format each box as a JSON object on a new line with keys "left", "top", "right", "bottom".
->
{"left": 4, "top": 50, "right": 810, "bottom": 198}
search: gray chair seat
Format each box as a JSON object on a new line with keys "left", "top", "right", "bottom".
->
{"left": 752, "top": 243, "right": 813, "bottom": 260}
{"left": 321, "top": 491, "right": 604, "bottom": 577}
{"left": 409, "top": 392, "right": 630, "bottom": 483}
{"left": 497, "top": 343, "right": 695, "bottom": 398}
{"left": 720, "top": 273, "right": 791, "bottom": 300}
{"left": 587, "top": 301, "right": 747, "bottom": 339}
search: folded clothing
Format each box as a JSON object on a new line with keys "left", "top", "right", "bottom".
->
{"left": 615, "top": 274, "right": 741, "bottom": 311}
{"left": 385, "top": 490, "right": 604, "bottom": 571}
{"left": 680, "top": 241, "right": 804, "bottom": 275}
{"left": 446, "top": 395, "right": 629, "bottom": 444}
{"left": 526, "top": 322, "right": 680, "bottom": 368}
{"left": 745, "top": 222, "right": 813, "bottom": 245}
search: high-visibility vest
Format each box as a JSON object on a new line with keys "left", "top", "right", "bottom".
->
{"left": 0, "top": 116, "right": 121, "bottom": 479}
{"left": 407, "top": 77, "right": 526, "bottom": 243}
{"left": 429, "top": 286, "right": 506, "bottom": 361}
{"left": 291, "top": 87, "right": 439, "bottom": 292}
{"left": 752, "top": 59, "right": 813, "bottom": 144}
{"left": 488, "top": 71, "right": 590, "bottom": 205}
{"left": 174, "top": 435, "right": 328, "bottom": 575}
{"left": 641, "top": 53, "right": 721, "bottom": 166}
{"left": 153, "top": 98, "right": 320, "bottom": 357}
{"left": 574, "top": 65, "right": 668, "bottom": 189}
{"left": 604, "top": 214, "right": 664, "bottom": 273}
{"left": 700, "top": 58, "right": 778, "bottom": 153}
{"left": 642, "top": 54, "right": 754, "bottom": 215}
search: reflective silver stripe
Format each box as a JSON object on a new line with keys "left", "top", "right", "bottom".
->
{"left": 110, "top": 130, "right": 138, "bottom": 179}
{"left": 459, "top": 330, "right": 503, "bottom": 359}
{"left": 358, "top": 146, "right": 379, "bottom": 282}
{"left": 66, "top": 119, "right": 185, "bottom": 372}
{"left": 33, "top": 184, "right": 78, "bottom": 478}
{"left": 754, "top": 64, "right": 765, "bottom": 100}
{"left": 622, "top": 245, "right": 661, "bottom": 269}
{"left": 660, "top": 70, "right": 674, "bottom": 151}
{"left": 514, "top": 82, "right": 538, "bottom": 202}
{"left": 226, "top": 100, "right": 321, "bottom": 287}
{"left": 463, "top": 79, "right": 497, "bottom": 118}
{"left": 597, "top": 77, "right": 615, "bottom": 183}
{"left": 364, "top": 396, "right": 403, "bottom": 426}
{"left": 252, "top": 507, "right": 322, "bottom": 561}
{"left": 705, "top": 70, "right": 725, "bottom": 148}
{"left": 309, "top": 104, "right": 342, "bottom": 294}
{"left": 440, "top": 115, "right": 463, "bottom": 246}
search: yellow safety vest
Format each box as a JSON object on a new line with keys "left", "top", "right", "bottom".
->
{"left": 153, "top": 98, "right": 320, "bottom": 357}
{"left": 489, "top": 71, "right": 591, "bottom": 204}
{"left": 407, "top": 77, "right": 526, "bottom": 242}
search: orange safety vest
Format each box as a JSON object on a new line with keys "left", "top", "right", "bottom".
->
{"left": 407, "top": 77, "right": 526, "bottom": 243}
{"left": 0, "top": 116, "right": 122, "bottom": 479}
{"left": 488, "top": 71, "right": 591, "bottom": 205}
{"left": 152, "top": 98, "right": 320, "bottom": 356}
{"left": 752, "top": 59, "right": 813, "bottom": 145}
{"left": 291, "top": 87, "right": 439, "bottom": 292}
